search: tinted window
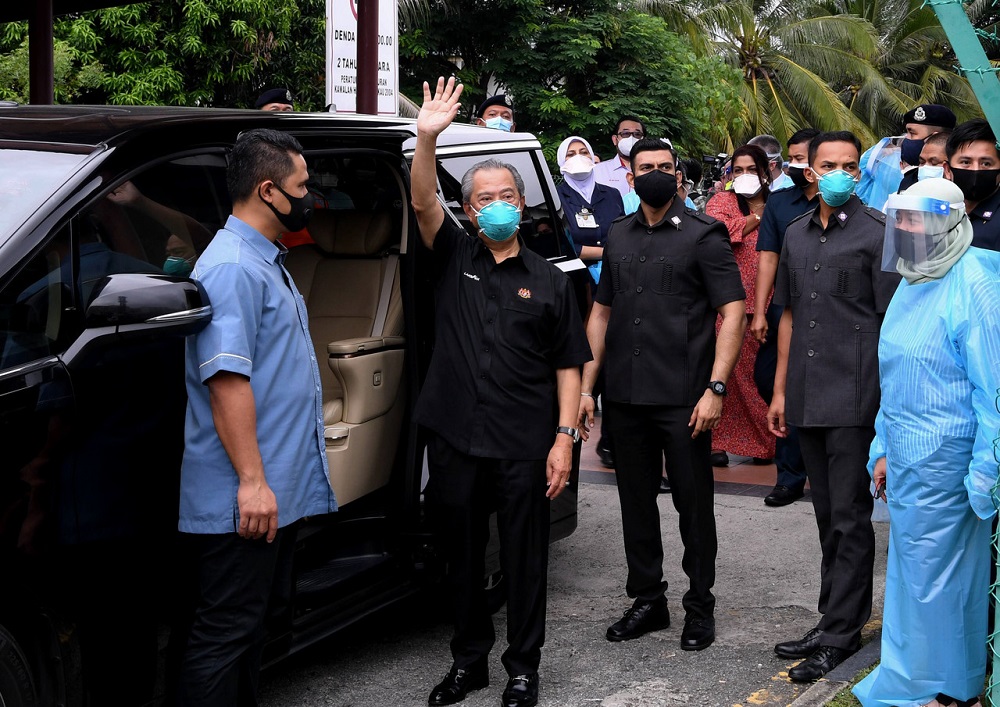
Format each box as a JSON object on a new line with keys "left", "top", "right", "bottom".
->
{"left": 0, "top": 149, "right": 90, "bottom": 236}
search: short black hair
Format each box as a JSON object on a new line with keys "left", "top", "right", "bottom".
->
{"left": 807, "top": 131, "right": 863, "bottom": 167}
{"left": 227, "top": 128, "right": 304, "bottom": 203}
{"left": 629, "top": 137, "right": 677, "bottom": 172}
{"left": 788, "top": 127, "right": 821, "bottom": 149}
{"left": 681, "top": 157, "right": 703, "bottom": 185}
{"left": 613, "top": 115, "right": 647, "bottom": 137}
{"left": 924, "top": 130, "right": 951, "bottom": 150}
{"left": 946, "top": 119, "right": 999, "bottom": 160}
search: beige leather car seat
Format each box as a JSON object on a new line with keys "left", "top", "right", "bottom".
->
{"left": 285, "top": 208, "right": 406, "bottom": 506}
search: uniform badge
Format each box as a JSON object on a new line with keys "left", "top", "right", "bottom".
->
{"left": 670, "top": 216, "right": 681, "bottom": 225}
{"left": 914, "top": 106, "right": 926, "bottom": 122}
{"left": 285, "top": 89, "right": 293, "bottom": 103}
{"left": 517, "top": 288, "right": 532, "bottom": 299}
{"left": 985, "top": 211, "right": 993, "bottom": 219}
{"left": 838, "top": 212, "right": 847, "bottom": 222}
{"left": 504, "top": 95, "right": 513, "bottom": 107}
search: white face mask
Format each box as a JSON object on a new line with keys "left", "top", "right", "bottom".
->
{"left": 918, "top": 164, "right": 945, "bottom": 181}
{"left": 562, "top": 154, "right": 594, "bottom": 181}
{"left": 617, "top": 136, "right": 638, "bottom": 159}
{"left": 732, "top": 173, "right": 763, "bottom": 197}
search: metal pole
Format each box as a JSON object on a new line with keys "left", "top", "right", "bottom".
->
{"left": 29, "top": 0, "right": 55, "bottom": 105}
{"left": 356, "top": 0, "right": 379, "bottom": 114}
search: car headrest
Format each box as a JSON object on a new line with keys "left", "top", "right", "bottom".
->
{"left": 309, "top": 209, "right": 394, "bottom": 256}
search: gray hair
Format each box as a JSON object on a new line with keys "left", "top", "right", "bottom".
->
{"left": 460, "top": 159, "right": 525, "bottom": 204}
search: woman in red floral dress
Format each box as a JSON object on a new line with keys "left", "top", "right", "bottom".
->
{"left": 705, "top": 144, "right": 776, "bottom": 465}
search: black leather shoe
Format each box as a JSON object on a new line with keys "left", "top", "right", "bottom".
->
{"left": 788, "top": 645, "right": 853, "bottom": 682}
{"left": 606, "top": 597, "right": 670, "bottom": 641}
{"left": 597, "top": 445, "right": 615, "bottom": 469}
{"left": 710, "top": 451, "right": 729, "bottom": 467}
{"left": 501, "top": 673, "right": 539, "bottom": 707}
{"left": 764, "top": 484, "right": 804, "bottom": 507}
{"left": 428, "top": 663, "right": 489, "bottom": 705}
{"left": 680, "top": 617, "right": 715, "bottom": 651}
{"left": 774, "top": 627, "right": 822, "bottom": 658}
{"left": 659, "top": 476, "right": 671, "bottom": 494}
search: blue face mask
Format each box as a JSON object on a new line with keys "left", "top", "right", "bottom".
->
{"left": 900, "top": 137, "right": 925, "bottom": 166}
{"left": 917, "top": 164, "right": 945, "bottom": 181}
{"left": 817, "top": 169, "right": 858, "bottom": 207}
{"left": 472, "top": 200, "right": 522, "bottom": 241}
{"left": 163, "top": 255, "right": 194, "bottom": 277}
{"left": 484, "top": 116, "right": 513, "bottom": 132}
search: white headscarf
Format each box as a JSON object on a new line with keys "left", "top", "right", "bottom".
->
{"left": 557, "top": 136, "right": 597, "bottom": 204}
{"left": 894, "top": 178, "right": 973, "bottom": 284}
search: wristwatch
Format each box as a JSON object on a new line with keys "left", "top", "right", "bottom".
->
{"left": 708, "top": 380, "right": 727, "bottom": 396}
{"left": 556, "top": 426, "right": 581, "bottom": 443}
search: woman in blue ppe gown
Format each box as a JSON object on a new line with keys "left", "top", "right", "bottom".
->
{"left": 853, "top": 178, "right": 1000, "bottom": 707}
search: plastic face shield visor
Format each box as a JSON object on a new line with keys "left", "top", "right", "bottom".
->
{"left": 882, "top": 194, "right": 959, "bottom": 270}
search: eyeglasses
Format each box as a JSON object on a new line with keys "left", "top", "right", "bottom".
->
{"left": 617, "top": 130, "right": 645, "bottom": 139}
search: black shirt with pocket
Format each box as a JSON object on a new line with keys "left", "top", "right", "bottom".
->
{"left": 414, "top": 219, "right": 592, "bottom": 460}
{"left": 969, "top": 187, "right": 1000, "bottom": 252}
{"left": 595, "top": 197, "right": 745, "bottom": 407}
{"left": 773, "top": 195, "right": 900, "bottom": 428}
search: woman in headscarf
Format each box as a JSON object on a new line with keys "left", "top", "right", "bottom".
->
{"left": 704, "top": 144, "right": 775, "bottom": 467}
{"left": 555, "top": 136, "right": 624, "bottom": 274}
{"left": 853, "top": 178, "right": 1000, "bottom": 707}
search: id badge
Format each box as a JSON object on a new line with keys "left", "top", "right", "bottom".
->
{"left": 576, "top": 209, "right": 599, "bottom": 229}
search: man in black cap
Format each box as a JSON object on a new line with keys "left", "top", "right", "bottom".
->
{"left": 857, "top": 102, "right": 956, "bottom": 207}
{"left": 255, "top": 87, "right": 294, "bottom": 112}
{"left": 474, "top": 94, "right": 515, "bottom": 132}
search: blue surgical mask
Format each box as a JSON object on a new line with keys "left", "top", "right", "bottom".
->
{"left": 917, "top": 164, "right": 945, "bottom": 181}
{"left": 472, "top": 200, "right": 522, "bottom": 241}
{"left": 163, "top": 255, "right": 193, "bottom": 277}
{"left": 484, "top": 116, "right": 513, "bottom": 132}
{"left": 817, "top": 169, "right": 858, "bottom": 207}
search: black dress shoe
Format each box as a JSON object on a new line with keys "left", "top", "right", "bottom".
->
{"left": 597, "top": 445, "right": 615, "bottom": 468}
{"left": 502, "top": 673, "right": 539, "bottom": 707}
{"left": 428, "top": 663, "right": 489, "bottom": 705}
{"left": 680, "top": 617, "right": 715, "bottom": 651}
{"left": 764, "top": 484, "right": 804, "bottom": 507}
{"left": 606, "top": 597, "right": 670, "bottom": 641}
{"left": 788, "top": 645, "right": 853, "bottom": 682}
{"left": 710, "top": 451, "right": 729, "bottom": 467}
{"left": 774, "top": 627, "right": 822, "bottom": 658}
{"left": 659, "top": 476, "right": 671, "bottom": 494}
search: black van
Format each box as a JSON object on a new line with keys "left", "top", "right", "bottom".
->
{"left": 0, "top": 106, "right": 586, "bottom": 706}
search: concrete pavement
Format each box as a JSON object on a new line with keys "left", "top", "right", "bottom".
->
{"left": 259, "top": 443, "right": 889, "bottom": 707}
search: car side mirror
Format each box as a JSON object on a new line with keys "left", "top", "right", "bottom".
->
{"left": 63, "top": 273, "right": 211, "bottom": 368}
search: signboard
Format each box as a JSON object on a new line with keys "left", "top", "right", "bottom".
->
{"left": 326, "top": 0, "right": 399, "bottom": 115}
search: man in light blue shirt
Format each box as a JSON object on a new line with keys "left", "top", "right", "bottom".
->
{"left": 176, "top": 128, "right": 336, "bottom": 706}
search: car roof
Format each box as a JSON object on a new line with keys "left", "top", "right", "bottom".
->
{"left": 0, "top": 104, "right": 541, "bottom": 152}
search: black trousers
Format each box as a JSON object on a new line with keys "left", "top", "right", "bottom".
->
{"left": 425, "top": 434, "right": 550, "bottom": 677}
{"left": 797, "top": 426, "right": 876, "bottom": 650}
{"left": 606, "top": 402, "right": 716, "bottom": 619}
{"left": 175, "top": 528, "right": 295, "bottom": 707}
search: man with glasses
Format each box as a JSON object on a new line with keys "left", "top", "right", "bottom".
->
{"left": 579, "top": 138, "right": 746, "bottom": 651}
{"left": 593, "top": 116, "right": 648, "bottom": 197}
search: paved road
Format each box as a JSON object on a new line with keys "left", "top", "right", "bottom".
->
{"left": 259, "top": 479, "right": 888, "bottom": 707}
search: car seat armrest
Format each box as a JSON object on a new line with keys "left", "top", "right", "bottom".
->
{"left": 327, "top": 336, "right": 405, "bottom": 357}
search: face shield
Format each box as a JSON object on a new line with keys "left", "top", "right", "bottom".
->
{"left": 882, "top": 193, "right": 964, "bottom": 272}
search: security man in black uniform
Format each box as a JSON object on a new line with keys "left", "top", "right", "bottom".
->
{"left": 412, "top": 77, "right": 592, "bottom": 707}
{"left": 944, "top": 118, "right": 1000, "bottom": 251}
{"left": 579, "top": 138, "right": 747, "bottom": 651}
{"left": 768, "top": 131, "right": 901, "bottom": 682}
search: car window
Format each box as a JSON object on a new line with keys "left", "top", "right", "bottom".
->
{"left": 0, "top": 148, "right": 91, "bottom": 236}
{"left": 436, "top": 151, "right": 566, "bottom": 259}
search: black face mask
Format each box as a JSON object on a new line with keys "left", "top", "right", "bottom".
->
{"left": 260, "top": 183, "right": 314, "bottom": 232}
{"left": 950, "top": 167, "right": 1000, "bottom": 203}
{"left": 632, "top": 170, "right": 678, "bottom": 209}
{"left": 788, "top": 166, "right": 810, "bottom": 189}
{"left": 893, "top": 229, "right": 935, "bottom": 263}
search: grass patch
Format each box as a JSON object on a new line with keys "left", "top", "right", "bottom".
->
{"left": 825, "top": 663, "right": 876, "bottom": 707}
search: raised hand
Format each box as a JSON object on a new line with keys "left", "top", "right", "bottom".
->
{"left": 417, "top": 76, "right": 464, "bottom": 138}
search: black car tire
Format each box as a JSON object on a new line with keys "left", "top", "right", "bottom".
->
{"left": 0, "top": 623, "right": 37, "bottom": 707}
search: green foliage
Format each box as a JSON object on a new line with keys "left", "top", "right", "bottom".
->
{"left": 0, "top": 0, "right": 327, "bottom": 109}
{"left": 0, "top": 38, "right": 104, "bottom": 103}
{"left": 399, "top": 0, "right": 742, "bottom": 159}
